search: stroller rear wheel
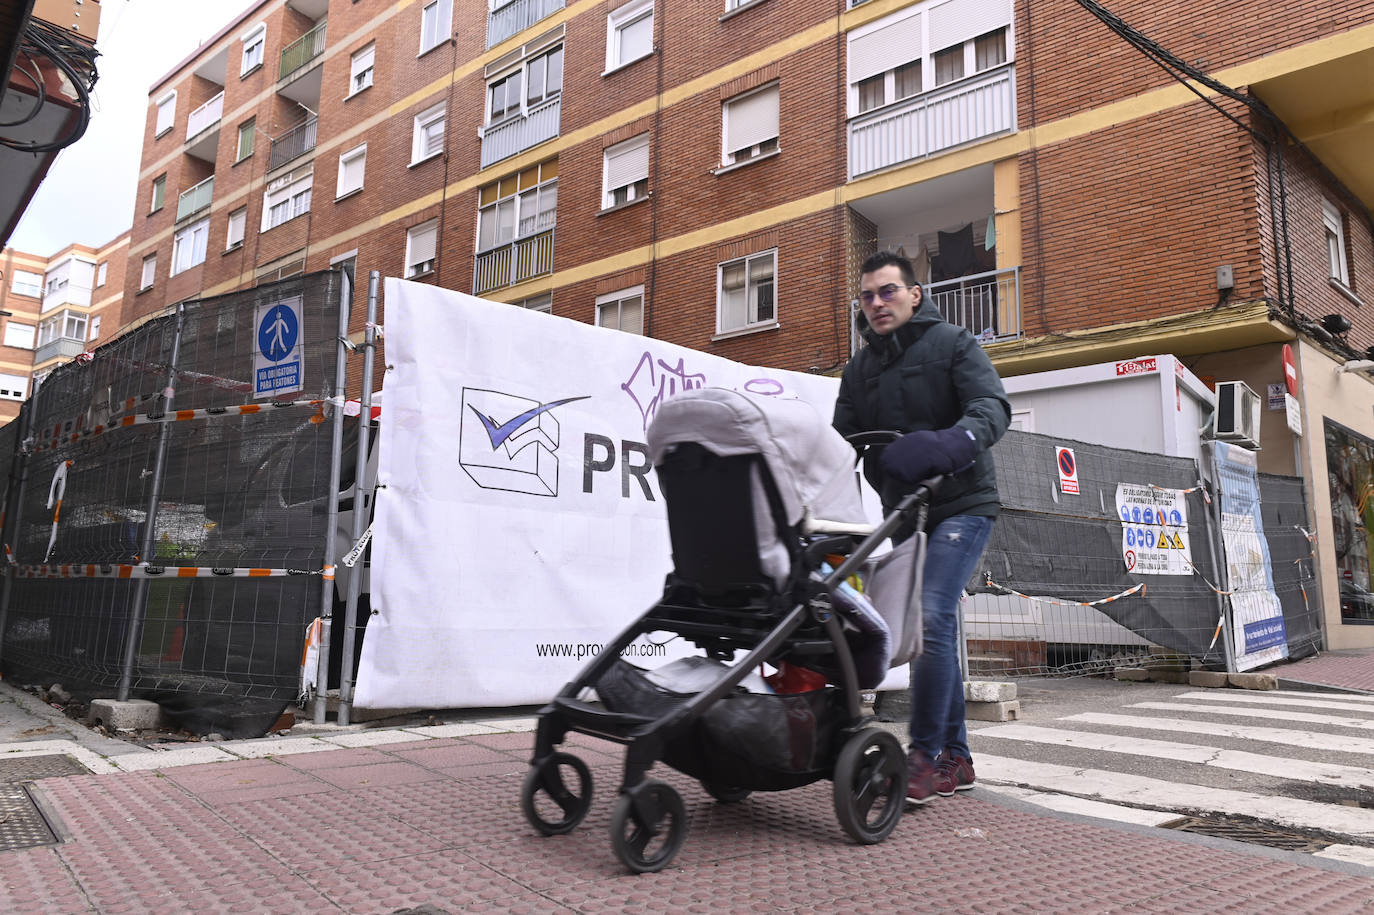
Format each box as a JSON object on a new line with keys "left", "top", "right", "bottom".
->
{"left": 702, "top": 782, "right": 751, "bottom": 804}
{"left": 832, "top": 728, "right": 905, "bottom": 844}
{"left": 521, "top": 752, "right": 593, "bottom": 835}
{"left": 610, "top": 780, "right": 687, "bottom": 873}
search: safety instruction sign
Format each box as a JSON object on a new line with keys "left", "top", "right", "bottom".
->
{"left": 1056, "top": 447, "right": 1079, "bottom": 494}
{"left": 1116, "top": 483, "right": 1191, "bottom": 575}
{"left": 253, "top": 296, "right": 304, "bottom": 399}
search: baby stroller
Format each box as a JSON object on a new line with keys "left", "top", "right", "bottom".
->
{"left": 520, "top": 388, "right": 931, "bottom": 872}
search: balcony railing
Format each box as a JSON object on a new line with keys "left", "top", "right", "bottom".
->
{"left": 487, "top": 0, "right": 564, "bottom": 48}
{"left": 473, "top": 228, "right": 555, "bottom": 295}
{"left": 479, "top": 96, "right": 561, "bottom": 168}
{"left": 848, "top": 65, "right": 1015, "bottom": 179}
{"left": 176, "top": 175, "right": 214, "bottom": 221}
{"left": 926, "top": 267, "right": 1021, "bottom": 343}
{"left": 279, "top": 19, "right": 327, "bottom": 82}
{"left": 186, "top": 91, "right": 224, "bottom": 142}
{"left": 34, "top": 336, "right": 87, "bottom": 364}
{"left": 269, "top": 117, "right": 317, "bottom": 171}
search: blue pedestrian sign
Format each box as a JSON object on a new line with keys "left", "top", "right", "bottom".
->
{"left": 253, "top": 296, "right": 304, "bottom": 398}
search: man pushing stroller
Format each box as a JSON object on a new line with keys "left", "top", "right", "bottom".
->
{"left": 834, "top": 251, "right": 1011, "bottom": 805}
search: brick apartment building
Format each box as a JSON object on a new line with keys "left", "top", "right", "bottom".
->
{"left": 121, "top": 0, "right": 1374, "bottom": 645}
{"left": 0, "top": 233, "right": 128, "bottom": 424}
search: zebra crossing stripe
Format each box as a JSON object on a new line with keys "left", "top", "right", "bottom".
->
{"left": 976, "top": 724, "right": 1374, "bottom": 790}
{"left": 1262, "top": 689, "right": 1374, "bottom": 702}
{"left": 975, "top": 754, "right": 1374, "bottom": 840}
{"left": 1065, "top": 712, "right": 1374, "bottom": 757}
{"left": 1315, "top": 844, "right": 1374, "bottom": 867}
{"left": 1130, "top": 701, "right": 1374, "bottom": 732}
{"left": 984, "top": 784, "right": 1182, "bottom": 827}
{"left": 1171, "top": 691, "right": 1374, "bottom": 715}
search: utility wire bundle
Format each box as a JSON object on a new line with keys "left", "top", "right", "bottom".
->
{"left": 0, "top": 17, "right": 100, "bottom": 154}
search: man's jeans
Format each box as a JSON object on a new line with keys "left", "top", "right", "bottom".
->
{"left": 908, "top": 514, "right": 994, "bottom": 761}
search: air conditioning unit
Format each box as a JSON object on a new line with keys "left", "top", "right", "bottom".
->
{"left": 1212, "top": 380, "right": 1261, "bottom": 447}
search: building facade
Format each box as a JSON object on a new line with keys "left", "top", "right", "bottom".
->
{"left": 122, "top": 0, "right": 1374, "bottom": 647}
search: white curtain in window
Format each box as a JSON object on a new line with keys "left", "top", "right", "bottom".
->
{"left": 928, "top": 0, "right": 1010, "bottom": 52}
{"left": 848, "top": 12, "right": 923, "bottom": 84}
{"left": 725, "top": 85, "right": 779, "bottom": 154}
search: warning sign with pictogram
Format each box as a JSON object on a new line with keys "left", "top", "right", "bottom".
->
{"left": 1115, "top": 483, "right": 1192, "bottom": 575}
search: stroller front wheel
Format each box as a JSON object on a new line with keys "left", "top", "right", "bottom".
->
{"left": 610, "top": 780, "right": 687, "bottom": 873}
{"left": 521, "top": 752, "right": 593, "bottom": 835}
{"left": 833, "top": 728, "right": 905, "bottom": 844}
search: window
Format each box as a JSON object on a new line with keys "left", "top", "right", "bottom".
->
{"left": 154, "top": 91, "right": 176, "bottom": 136}
{"left": 11, "top": 270, "right": 41, "bottom": 297}
{"left": 337, "top": 144, "right": 367, "bottom": 197}
{"left": 597, "top": 286, "right": 644, "bottom": 335}
{"left": 411, "top": 102, "right": 446, "bottom": 164}
{"left": 1325, "top": 198, "right": 1350, "bottom": 287}
{"left": 150, "top": 175, "right": 166, "bottom": 212}
{"left": 171, "top": 218, "right": 210, "bottom": 275}
{"left": 88, "top": 315, "right": 101, "bottom": 343}
{"left": 241, "top": 23, "right": 266, "bottom": 75}
{"left": 717, "top": 250, "right": 775, "bottom": 333}
{"left": 933, "top": 45, "right": 964, "bottom": 85}
{"left": 721, "top": 83, "right": 779, "bottom": 167}
{"left": 476, "top": 159, "right": 558, "bottom": 251}
{"left": 236, "top": 119, "right": 255, "bottom": 160}
{"left": 405, "top": 220, "right": 438, "bottom": 278}
{"left": 140, "top": 255, "right": 157, "bottom": 290}
{"left": 96, "top": 262, "right": 107, "bottom": 287}
{"left": 419, "top": 0, "right": 452, "bottom": 54}
{"left": 350, "top": 43, "right": 375, "bottom": 95}
{"left": 487, "top": 44, "right": 562, "bottom": 123}
{"left": 602, "top": 134, "right": 649, "bottom": 208}
{"left": 607, "top": 0, "right": 653, "bottom": 72}
{"left": 0, "top": 373, "right": 26, "bottom": 401}
{"left": 3, "top": 323, "right": 35, "bottom": 349}
{"left": 226, "top": 207, "right": 247, "bottom": 250}
{"left": 518, "top": 293, "right": 552, "bottom": 313}
{"left": 262, "top": 168, "right": 313, "bottom": 230}
{"left": 38, "top": 311, "right": 86, "bottom": 346}
{"left": 974, "top": 28, "right": 1007, "bottom": 71}
{"left": 256, "top": 252, "right": 306, "bottom": 284}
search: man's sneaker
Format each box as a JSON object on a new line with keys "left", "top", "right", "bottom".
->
{"left": 933, "top": 753, "right": 975, "bottom": 797}
{"left": 906, "top": 750, "right": 938, "bottom": 805}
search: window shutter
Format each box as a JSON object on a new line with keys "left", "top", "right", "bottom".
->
{"left": 725, "top": 85, "right": 779, "bottom": 153}
{"left": 848, "top": 13, "right": 923, "bottom": 84}
{"left": 928, "top": 0, "right": 1010, "bottom": 52}
{"left": 409, "top": 223, "right": 437, "bottom": 265}
{"left": 605, "top": 136, "right": 649, "bottom": 190}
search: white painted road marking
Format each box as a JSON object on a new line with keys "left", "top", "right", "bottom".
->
{"left": 1066, "top": 712, "right": 1374, "bottom": 756}
{"left": 1129, "top": 700, "right": 1374, "bottom": 731}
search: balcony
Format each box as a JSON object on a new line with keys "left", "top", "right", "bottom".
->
{"left": 184, "top": 91, "right": 224, "bottom": 162}
{"left": 926, "top": 267, "right": 1021, "bottom": 343}
{"left": 278, "top": 19, "right": 326, "bottom": 106}
{"left": 176, "top": 175, "right": 214, "bottom": 221}
{"left": 34, "top": 336, "right": 87, "bottom": 365}
{"left": 473, "top": 229, "right": 554, "bottom": 295}
{"left": 269, "top": 117, "right": 317, "bottom": 171}
{"left": 480, "top": 96, "right": 561, "bottom": 168}
{"left": 848, "top": 65, "right": 1015, "bottom": 180}
{"left": 488, "top": 0, "right": 564, "bottom": 49}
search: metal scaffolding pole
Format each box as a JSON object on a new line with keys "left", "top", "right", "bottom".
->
{"left": 314, "top": 266, "right": 354, "bottom": 724}
{"left": 336, "top": 272, "right": 379, "bottom": 727}
{"left": 118, "top": 305, "right": 186, "bottom": 701}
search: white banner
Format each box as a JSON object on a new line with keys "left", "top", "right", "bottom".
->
{"left": 355, "top": 280, "right": 885, "bottom": 708}
{"left": 1115, "top": 483, "right": 1191, "bottom": 575}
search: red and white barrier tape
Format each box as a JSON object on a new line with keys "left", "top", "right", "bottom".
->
{"left": 983, "top": 575, "right": 1145, "bottom": 607}
{"left": 14, "top": 563, "right": 323, "bottom": 579}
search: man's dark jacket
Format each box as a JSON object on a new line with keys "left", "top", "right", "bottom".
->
{"left": 833, "top": 297, "right": 1011, "bottom": 530}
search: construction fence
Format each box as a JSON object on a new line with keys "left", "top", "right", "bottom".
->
{"left": 0, "top": 269, "right": 360, "bottom": 736}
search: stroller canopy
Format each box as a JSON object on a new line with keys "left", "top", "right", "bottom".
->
{"left": 647, "top": 388, "right": 866, "bottom": 588}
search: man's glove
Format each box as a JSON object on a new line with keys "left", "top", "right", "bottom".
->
{"left": 880, "top": 426, "right": 979, "bottom": 484}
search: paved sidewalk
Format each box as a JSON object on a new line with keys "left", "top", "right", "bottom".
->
{"left": 1275, "top": 647, "right": 1374, "bottom": 693}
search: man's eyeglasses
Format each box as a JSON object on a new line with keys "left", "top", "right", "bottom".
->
{"left": 858, "top": 284, "right": 911, "bottom": 306}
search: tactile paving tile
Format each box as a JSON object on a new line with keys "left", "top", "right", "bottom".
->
{"left": 0, "top": 784, "right": 58, "bottom": 852}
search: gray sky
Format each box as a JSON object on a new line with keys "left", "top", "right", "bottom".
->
{"left": 10, "top": 0, "right": 258, "bottom": 258}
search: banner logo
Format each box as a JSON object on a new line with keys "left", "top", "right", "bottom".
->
{"left": 459, "top": 389, "right": 589, "bottom": 497}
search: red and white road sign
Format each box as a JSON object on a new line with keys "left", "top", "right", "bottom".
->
{"left": 1282, "top": 344, "right": 1298, "bottom": 397}
{"left": 1056, "top": 446, "right": 1079, "bottom": 495}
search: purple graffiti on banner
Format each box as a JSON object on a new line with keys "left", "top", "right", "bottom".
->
{"left": 621, "top": 352, "right": 708, "bottom": 430}
{"left": 743, "top": 378, "right": 785, "bottom": 396}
